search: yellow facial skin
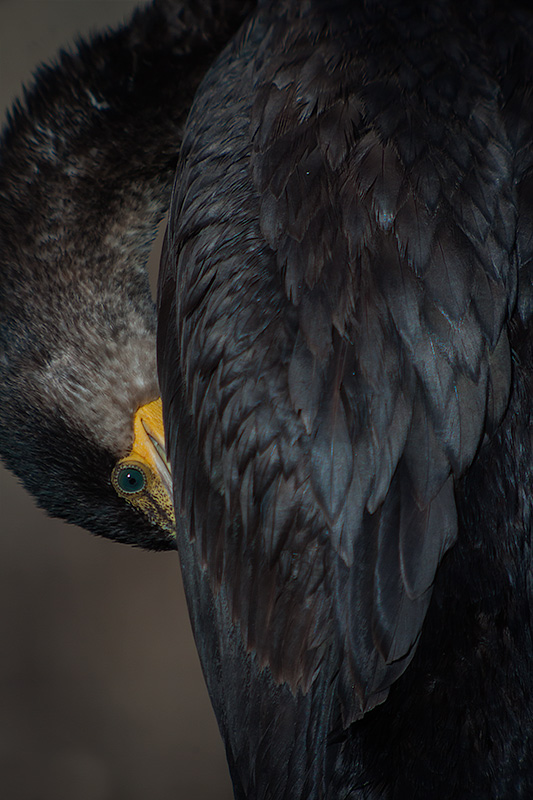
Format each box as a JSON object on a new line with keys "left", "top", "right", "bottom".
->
{"left": 111, "top": 398, "right": 175, "bottom": 535}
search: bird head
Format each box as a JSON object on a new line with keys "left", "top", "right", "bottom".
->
{"left": 0, "top": 272, "right": 176, "bottom": 549}
{"left": 0, "top": 0, "right": 255, "bottom": 551}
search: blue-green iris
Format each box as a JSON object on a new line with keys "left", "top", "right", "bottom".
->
{"left": 116, "top": 465, "right": 146, "bottom": 494}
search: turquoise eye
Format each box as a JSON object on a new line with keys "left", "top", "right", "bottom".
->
{"left": 116, "top": 465, "right": 146, "bottom": 494}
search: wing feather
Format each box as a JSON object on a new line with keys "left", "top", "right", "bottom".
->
{"left": 159, "top": 5, "right": 520, "bottom": 781}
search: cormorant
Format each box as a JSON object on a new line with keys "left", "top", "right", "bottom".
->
{"left": 2, "top": 0, "right": 533, "bottom": 798}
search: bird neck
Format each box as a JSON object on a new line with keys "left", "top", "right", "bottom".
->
{"left": 0, "top": 0, "right": 254, "bottom": 300}
{"left": 0, "top": 0, "right": 253, "bottom": 539}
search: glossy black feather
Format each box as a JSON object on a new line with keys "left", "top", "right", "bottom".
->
{"left": 158, "top": 0, "right": 533, "bottom": 797}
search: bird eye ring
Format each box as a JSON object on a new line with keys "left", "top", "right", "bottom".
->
{"left": 112, "top": 461, "right": 147, "bottom": 496}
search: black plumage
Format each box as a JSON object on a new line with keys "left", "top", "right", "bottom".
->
{"left": 157, "top": 0, "right": 533, "bottom": 796}
{"left": 3, "top": 0, "right": 533, "bottom": 798}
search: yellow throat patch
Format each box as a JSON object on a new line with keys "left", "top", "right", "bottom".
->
{"left": 111, "top": 398, "right": 175, "bottom": 535}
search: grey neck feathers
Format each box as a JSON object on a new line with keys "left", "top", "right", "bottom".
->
{"left": 0, "top": 0, "right": 253, "bottom": 541}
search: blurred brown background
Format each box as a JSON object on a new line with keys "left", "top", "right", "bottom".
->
{"left": 0, "top": 2, "right": 232, "bottom": 798}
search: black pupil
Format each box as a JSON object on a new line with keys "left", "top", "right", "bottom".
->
{"left": 118, "top": 466, "right": 145, "bottom": 494}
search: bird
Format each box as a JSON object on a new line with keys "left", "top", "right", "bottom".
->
{"left": 2, "top": 1, "right": 533, "bottom": 799}
{"left": 157, "top": 0, "right": 533, "bottom": 797}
